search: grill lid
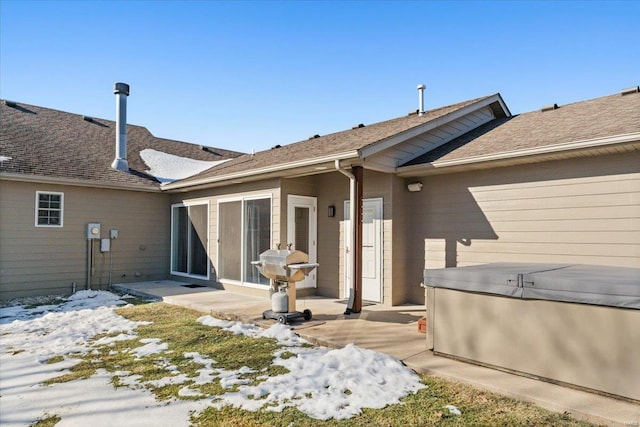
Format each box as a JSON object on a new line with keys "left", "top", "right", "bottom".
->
{"left": 252, "top": 249, "right": 318, "bottom": 282}
{"left": 259, "top": 249, "right": 308, "bottom": 266}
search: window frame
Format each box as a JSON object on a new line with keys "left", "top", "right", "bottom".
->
{"left": 35, "top": 191, "right": 64, "bottom": 228}
{"left": 170, "top": 200, "right": 210, "bottom": 280}
{"left": 217, "top": 194, "right": 272, "bottom": 289}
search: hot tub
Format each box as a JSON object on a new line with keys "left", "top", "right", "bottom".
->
{"left": 423, "top": 263, "right": 640, "bottom": 401}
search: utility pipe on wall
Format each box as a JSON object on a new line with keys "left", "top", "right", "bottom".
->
{"left": 352, "top": 166, "right": 363, "bottom": 313}
{"left": 335, "top": 160, "right": 361, "bottom": 314}
{"left": 86, "top": 240, "right": 92, "bottom": 290}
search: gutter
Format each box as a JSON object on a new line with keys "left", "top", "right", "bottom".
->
{"left": 335, "top": 160, "right": 358, "bottom": 314}
{"left": 397, "top": 132, "right": 640, "bottom": 177}
{"left": 0, "top": 173, "right": 164, "bottom": 193}
{"left": 163, "top": 150, "right": 360, "bottom": 191}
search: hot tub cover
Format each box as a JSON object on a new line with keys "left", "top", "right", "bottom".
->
{"left": 423, "top": 263, "right": 640, "bottom": 309}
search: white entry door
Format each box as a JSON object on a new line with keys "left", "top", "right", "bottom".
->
{"left": 344, "top": 198, "right": 383, "bottom": 302}
{"left": 287, "top": 195, "right": 317, "bottom": 289}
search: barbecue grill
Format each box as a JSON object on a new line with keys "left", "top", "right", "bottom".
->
{"left": 252, "top": 245, "right": 319, "bottom": 324}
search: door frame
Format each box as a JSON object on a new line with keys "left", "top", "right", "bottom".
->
{"left": 287, "top": 195, "right": 317, "bottom": 289}
{"left": 343, "top": 197, "right": 383, "bottom": 302}
{"left": 170, "top": 201, "right": 210, "bottom": 280}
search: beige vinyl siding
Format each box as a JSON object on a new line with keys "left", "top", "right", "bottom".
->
{"left": 405, "top": 152, "right": 640, "bottom": 283}
{"left": 0, "top": 180, "right": 170, "bottom": 300}
{"left": 390, "top": 176, "right": 410, "bottom": 305}
{"left": 315, "top": 172, "right": 348, "bottom": 298}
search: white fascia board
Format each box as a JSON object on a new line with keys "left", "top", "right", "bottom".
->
{"left": 494, "top": 94, "right": 512, "bottom": 117}
{"left": 396, "top": 132, "right": 640, "bottom": 176}
{"left": 359, "top": 94, "right": 509, "bottom": 159}
{"left": 163, "top": 150, "right": 360, "bottom": 191}
{"left": 0, "top": 173, "right": 163, "bottom": 193}
{"left": 361, "top": 158, "right": 397, "bottom": 173}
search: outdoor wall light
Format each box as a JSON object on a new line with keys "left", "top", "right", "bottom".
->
{"left": 407, "top": 182, "right": 423, "bottom": 192}
{"left": 328, "top": 205, "right": 336, "bottom": 217}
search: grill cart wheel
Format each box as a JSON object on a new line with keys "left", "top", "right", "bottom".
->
{"left": 277, "top": 315, "right": 287, "bottom": 324}
{"left": 303, "top": 309, "right": 312, "bottom": 321}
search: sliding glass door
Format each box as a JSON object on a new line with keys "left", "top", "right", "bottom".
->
{"left": 218, "top": 201, "right": 241, "bottom": 281}
{"left": 218, "top": 196, "right": 271, "bottom": 286}
{"left": 171, "top": 202, "right": 209, "bottom": 279}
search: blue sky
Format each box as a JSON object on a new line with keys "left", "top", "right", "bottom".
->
{"left": 1, "top": 1, "right": 638, "bottom": 153}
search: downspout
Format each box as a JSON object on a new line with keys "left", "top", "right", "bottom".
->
{"left": 335, "top": 160, "right": 357, "bottom": 314}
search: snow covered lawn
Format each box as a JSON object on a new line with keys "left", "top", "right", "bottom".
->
{"left": 0, "top": 291, "right": 425, "bottom": 426}
{"left": 0, "top": 290, "right": 595, "bottom": 427}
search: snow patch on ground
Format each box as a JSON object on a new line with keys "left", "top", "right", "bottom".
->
{"left": 210, "top": 342, "right": 425, "bottom": 420}
{"left": 198, "top": 315, "right": 308, "bottom": 346}
{"left": 197, "top": 315, "right": 425, "bottom": 420}
{"left": 1, "top": 290, "right": 426, "bottom": 426}
{"left": 445, "top": 404, "right": 462, "bottom": 415}
{"left": 130, "top": 338, "right": 168, "bottom": 358}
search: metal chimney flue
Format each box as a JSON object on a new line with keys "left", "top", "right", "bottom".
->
{"left": 417, "top": 84, "right": 426, "bottom": 116}
{"left": 111, "top": 82, "right": 130, "bottom": 172}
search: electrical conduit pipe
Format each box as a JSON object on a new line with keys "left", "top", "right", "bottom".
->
{"left": 335, "top": 160, "right": 357, "bottom": 313}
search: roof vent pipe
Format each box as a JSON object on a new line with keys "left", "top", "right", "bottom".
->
{"left": 417, "top": 84, "right": 426, "bottom": 116}
{"left": 111, "top": 82, "right": 130, "bottom": 172}
{"left": 620, "top": 86, "right": 639, "bottom": 96}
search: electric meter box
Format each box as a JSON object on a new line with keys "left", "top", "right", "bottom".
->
{"left": 87, "top": 223, "right": 101, "bottom": 239}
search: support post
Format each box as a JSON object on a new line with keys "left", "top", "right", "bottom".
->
{"left": 287, "top": 281, "right": 296, "bottom": 313}
{"left": 352, "top": 165, "right": 364, "bottom": 313}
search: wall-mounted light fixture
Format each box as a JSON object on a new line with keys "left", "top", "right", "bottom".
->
{"left": 328, "top": 205, "right": 336, "bottom": 217}
{"left": 407, "top": 182, "right": 423, "bottom": 192}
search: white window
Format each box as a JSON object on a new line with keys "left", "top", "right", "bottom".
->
{"left": 35, "top": 191, "right": 64, "bottom": 227}
{"left": 171, "top": 202, "right": 209, "bottom": 279}
{"left": 218, "top": 196, "right": 271, "bottom": 286}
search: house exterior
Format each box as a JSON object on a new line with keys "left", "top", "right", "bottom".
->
{"left": 1, "top": 85, "right": 639, "bottom": 305}
{"left": 0, "top": 95, "right": 242, "bottom": 299}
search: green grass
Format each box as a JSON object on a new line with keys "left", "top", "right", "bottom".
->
{"left": 30, "top": 413, "right": 61, "bottom": 427}
{"left": 42, "top": 302, "right": 597, "bottom": 427}
{"left": 45, "top": 303, "right": 283, "bottom": 401}
{"left": 190, "top": 375, "right": 595, "bottom": 427}
{"left": 45, "top": 355, "right": 64, "bottom": 364}
{"left": 1, "top": 295, "right": 66, "bottom": 310}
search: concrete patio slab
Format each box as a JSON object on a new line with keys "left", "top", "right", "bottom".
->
{"left": 113, "top": 281, "right": 639, "bottom": 427}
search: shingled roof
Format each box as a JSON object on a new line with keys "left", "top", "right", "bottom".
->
{"left": 403, "top": 89, "right": 640, "bottom": 167}
{"left": 0, "top": 101, "right": 243, "bottom": 190}
{"left": 169, "top": 95, "right": 498, "bottom": 188}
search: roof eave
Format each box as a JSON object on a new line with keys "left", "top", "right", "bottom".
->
{"left": 396, "top": 132, "right": 640, "bottom": 177}
{"left": 0, "top": 173, "right": 164, "bottom": 193}
{"left": 162, "top": 150, "right": 360, "bottom": 191}
{"left": 359, "top": 94, "right": 510, "bottom": 159}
